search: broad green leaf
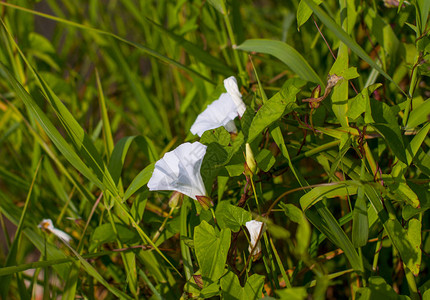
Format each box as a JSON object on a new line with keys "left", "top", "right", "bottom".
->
{"left": 220, "top": 271, "right": 265, "bottom": 300}
{"left": 215, "top": 201, "right": 251, "bottom": 232}
{"left": 302, "top": 0, "right": 405, "bottom": 94}
{"left": 370, "top": 99, "right": 407, "bottom": 163}
{"left": 297, "top": 0, "right": 322, "bottom": 29}
{"left": 89, "top": 223, "right": 139, "bottom": 252}
{"left": 200, "top": 127, "right": 231, "bottom": 146}
{"left": 405, "top": 98, "right": 430, "bottom": 129}
{"left": 330, "top": 43, "right": 350, "bottom": 127}
{"left": 300, "top": 182, "right": 358, "bottom": 210}
{"left": 279, "top": 203, "right": 303, "bottom": 223}
{"left": 194, "top": 221, "right": 231, "bottom": 285}
{"left": 248, "top": 78, "right": 303, "bottom": 143}
{"left": 237, "top": 39, "right": 324, "bottom": 86}
{"left": 347, "top": 83, "right": 381, "bottom": 122}
{"left": 355, "top": 276, "right": 411, "bottom": 299}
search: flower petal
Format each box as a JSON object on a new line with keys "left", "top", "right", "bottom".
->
{"left": 148, "top": 142, "right": 207, "bottom": 200}
{"left": 224, "top": 76, "right": 246, "bottom": 117}
{"left": 190, "top": 93, "right": 239, "bottom": 137}
{"left": 245, "top": 220, "right": 266, "bottom": 255}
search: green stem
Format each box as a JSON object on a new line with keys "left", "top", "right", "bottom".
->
{"left": 250, "top": 176, "right": 261, "bottom": 215}
{"left": 152, "top": 206, "right": 175, "bottom": 243}
{"left": 404, "top": 265, "right": 420, "bottom": 300}
{"left": 220, "top": 0, "right": 245, "bottom": 78}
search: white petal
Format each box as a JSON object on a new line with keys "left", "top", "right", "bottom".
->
{"left": 147, "top": 142, "right": 207, "bottom": 200}
{"left": 245, "top": 220, "right": 266, "bottom": 255}
{"left": 51, "top": 228, "right": 72, "bottom": 243}
{"left": 224, "top": 76, "right": 246, "bottom": 117}
{"left": 190, "top": 93, "right": 239, "bottom": 137}
{"left": 38, "top": 219, "right": 72, "bottom": 243}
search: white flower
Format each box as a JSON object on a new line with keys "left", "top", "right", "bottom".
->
{"left": 245, "top": 220, "right": 266, "bottom": 256}
{"left": 38, "top": 219, "right": 72, "bottom": 243}
{"left": 224, "top": 76, "right": 246, "bottom": 116}
{"left": 190, "top": 76, "right": 246, "bottom": 137}
{"left": 147, "top": 142, "right": 207, "bottom": 200}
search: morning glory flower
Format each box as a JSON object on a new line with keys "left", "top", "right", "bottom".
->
{"left": 245, "top": 220, "right": 266, "bottom": 256}
{"left": 190, "top": 76, "right": 246, "bottom": 137}
{"left": 147, "top": 142, "right": 207, "bottom": 201}
{"left": 38, "top": 219, "right": 72, "bottom": 243}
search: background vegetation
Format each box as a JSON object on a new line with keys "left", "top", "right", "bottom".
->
{"left": 0, "top": 0, "right": 429, "bottom": 299}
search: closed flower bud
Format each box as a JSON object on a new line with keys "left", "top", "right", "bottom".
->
{"left": 169, "top": 191, "right": 183, "bottom": 208}
{"left": 196, "top": 195, "right": 214, "bottom": 210}
{"left": 245, "top": 143, "right": 257, "bottom": 175}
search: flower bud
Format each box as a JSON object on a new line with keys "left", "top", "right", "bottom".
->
{"left": 196, "top": 195, "right": 214, "bottom": 210}
{"left": 245, "top": 143, "right": 257, "bottom": 175}
{"left": 168, "top": 191, "right": 183, "bottom": 208}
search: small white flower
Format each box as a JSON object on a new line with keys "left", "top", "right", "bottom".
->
{"left": 38, "top": 219, "right": 72, "bottom": 243}
{"left": 190, "top": 76, "right": 246, "bottom": 137}
{"left": 245, "top": 220, "right": 266, "bottom": 256}
{"left": 147, "top": 142, "right": 207, "bottom": 200}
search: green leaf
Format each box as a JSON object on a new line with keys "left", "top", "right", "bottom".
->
{"left": 89, "top": 223, "right": 139, "bottom": 252}
{"left": 347, "top": 83, "right": 381, "bottom": 122}
{"left": 355, "top": 276, "right": 411, "bottom": 299}
{"left": 215, "top": 201, "right": 252, "bottom": 232}
{"left": 255, "top": 149, "right": 276, "bottom": 172}
{"left": 280, "top": 203, "right": 312, "bottom": 257}
{"left": 370, "top": 99, "right": 407, "bottom": 163}
{"left": 306, "top": 202, "right": 363, "bottom": 271}
{"left": 200, "top": 127, "right": 231, "bottom": 146}
{"left": 237, "top": 39, "right": 324, "bottom": 86}
{"left": 302, "top": 0, "right": 405, "bottom": 94}
{"left": 124, "top": 163, "right": 155, "bottom": 200}
{"left": 276, "top": 287, "right": 308, "bottom": 300}
{"left": 405, "top": 98, "right": 430, "bottom": 129}
{"left": 352, "top": 163, "right": 369, "bottom": 248}
{"left": 248, "top": 78, "right": 303, "bottom": 143}
{"left": 363, "top": 185, "right": 421, "bottom": 276}
{"left": 0, "top": 64, "right": 105, "bottom": 192}
{"left": 279, "top": 203, "right": 303, "bottom": 223}
{"left": 220, "top": 271, "right": 265, "bottom": 300}
{"left": 297, "top": 0, "right": 322, "bottom": 29}
{"left": 145, "top": 18, "right": 233, "bottom": 76}
{"left": 194, "top": 221, "right": 231, "bottom": 285}
{"left": 207, "top": 0, "right": 224, "bottom": 13}
{"left": 300, "top": 182, "right": 358, "bottom": 210}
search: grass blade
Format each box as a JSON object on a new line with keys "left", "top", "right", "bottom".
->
{"left": 237, "top": 39, "right": 324, "bottom": 86}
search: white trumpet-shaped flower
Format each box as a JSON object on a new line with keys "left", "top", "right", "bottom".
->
{"left": 38, "top": 219, "right": 72, "bottom": 243}
{"left": 147, "top": 142, "right": 207, "bottom": 200}
{"left": 245, "top": 220, "right": 266, "bottom": 256}
{"left": 190, "top": 76, "right": 246, "bottom": 137}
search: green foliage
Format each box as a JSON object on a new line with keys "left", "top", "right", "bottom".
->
{"left": 0, "top": 0, "right": 429, "bottom": 299}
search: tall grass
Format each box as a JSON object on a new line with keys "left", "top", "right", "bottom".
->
{"left": 0, "top": 0, "right": 429, "bottom": 299}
